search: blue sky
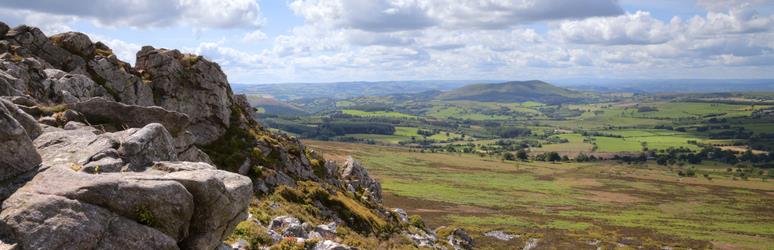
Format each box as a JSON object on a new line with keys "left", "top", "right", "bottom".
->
{"left": 2, "top": 0, "right": 773, "bottom": 84}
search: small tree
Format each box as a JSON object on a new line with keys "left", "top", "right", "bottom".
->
{"left": 502, "top": 152, "right": 516, "bottom": 161}
{"left": 516, "top": 149, "right": 529, "bottom": 161}
{"left": 547, "top": 152, "right": 562, "bottom": 162}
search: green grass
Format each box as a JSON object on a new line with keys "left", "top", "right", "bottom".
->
{"left": 740, "top": 123, "right": 774, "bottom": 134}
{"left": 336, "top": 100, "right": 355, "bottom": 107}
{"left": 344, "top": 126, "right": 462, "bottom": 144}
{"left": 588, "top": 129, "right": 704, "bottom": 153}
{"left": 342, "top": 109, "right": 417, "bottom": 119}
{"left": 425, "top": 101, "right": 543, "bottom": 121}
{"left": 534, "top": 133, "right": 593, "bottom": 153}
{"left": 591, "top": 136, "right": 643, "bottom": 152}
{"left": 521, "top": 101, "right": 545, "bottom": 107}
{"left": 628, "top": 102, "right": 766, "bottom": 119}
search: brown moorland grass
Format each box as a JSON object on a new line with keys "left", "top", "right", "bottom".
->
{"left": 306, "top": 140, "right": 774, "bottom": 249}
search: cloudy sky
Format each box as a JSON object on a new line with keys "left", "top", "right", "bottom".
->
{"left": 2, "top": 0, "right": 773, "bottom": 83}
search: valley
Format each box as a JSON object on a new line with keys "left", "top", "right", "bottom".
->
{"left": 245, "top": 80, "right": 774, "bottom": 249}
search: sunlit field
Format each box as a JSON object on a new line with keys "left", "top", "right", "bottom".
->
{"left": 308, "top": 141, "right": 774, "bottom": 250}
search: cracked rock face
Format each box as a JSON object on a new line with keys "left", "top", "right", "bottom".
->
{"left": 0, "top": 21, "right": 254, "bottom": 249}
{"left": 136, "top": 46, "right": 235, "bottom": 145}
{"left": 1, "top": 122, "right": 252, "bottom": 249}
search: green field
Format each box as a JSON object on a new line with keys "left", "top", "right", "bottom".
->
{"left": 308, "top": 141, "right": 774, "bottom": 250}
{"left": 342, "top": 109, "right": 417, "bottom": 119}
{"left": 343, "top": 126, "right": 462, "bottom": 144}
{"left": 425, "top": 101, "right": 543, "bottom": 121}
{"left": 533, "top": 133, "right": 593, "bottom": 154}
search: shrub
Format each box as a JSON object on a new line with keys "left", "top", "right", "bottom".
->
{"left": 136, "top": 206, "right": 155, "bottom": 227}
{"left": 228, "top": 220, "right": 273, "bottom": 247}
{"left": 408, "top": 215, "right": 425, "bottom": 229}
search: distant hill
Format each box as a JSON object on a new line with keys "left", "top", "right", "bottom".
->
{"left": 232, "top": 80, "right": 498, "bottom": 100}
{"left": 557, "top": 79, "right": 774, "bottom": 93}
{"left": 244, "top": 95, "right": 308, "bottom": 116}
{"left": 437, "top": 80, "right": 589, "bottom": 104}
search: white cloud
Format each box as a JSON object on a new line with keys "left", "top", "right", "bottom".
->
{"left": 0, "top": 8, "right": 76, "bottom": 35}
{"left": 289, "top": 0, "right": 623, "bottom": 32}
{"left": 241, "top": 30, "right": 268, "bottom": 43}
{"left": 0, "top": 0, "right": 264, "bottom": 29}
{"left": 424, "top": 0, "right": 624, "bottom": 29}
{"left": 696, "top": 0, "right": 773, "bottom": 12}
{"left": 4, "top": 0, "right": 772, "bottom": 82}
{"left": 686, "top": 6, "right": 773, "bottom": 35}
{"left": 554, "top": 11, "right": 676, "bottom": 45}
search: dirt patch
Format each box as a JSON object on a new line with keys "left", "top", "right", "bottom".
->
{"left": 536, "top": 175, "right": 556, "bottom": 181}
{"left": 578, "top": 190, "right": 644, "bottom": 204}
{"left": 712, "top": 242, "right": 743, "bottom": 250}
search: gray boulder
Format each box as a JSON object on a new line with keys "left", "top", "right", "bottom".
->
{"left": 2, "top": 95, "right": 37, "bottom": 107}
{"left": 0, "top": 192, "right": 179, "bottom": 250}
{"left": 314, "top": 240, "right": 353, "bottom": 250}
{"left": 4, "top": 25, "right": 87, "bottom": 73}
{"left": 35, "top": 122, "right": 178, "bottom": 171}
{"left": 314, "top": 222, "right": 338, "bottom": 239}
{"left": 69, "top": 97, "right": 190, "bottom": 135}
{"left": 49, "top": 32, "right": 95, "bottom": 58}
{"left": 0, "top": 99, "right": 41, "bottom": 139}
{"left": 484, "top": 230, "right": 518, "bottom": 241}
{"left": 0, "top": 100, "right": 41, "bottom": 182}
{"left": 44, "top": 68, "right": 113, "bottom": 103}
{"left": 34, "top": 126, "right": 120, "bottom": 169}
{"left": 119, "top": 123, "right": 178, "bottom": 169}
{"left": 87, "top": 52, "right": 154, "bottom": 106}
{"left": 0, "top": 22, "right": 8, "bottom": 37}
{"left": 0, "top": 160, "right": 252, "bottom": 250}
{"left": 149, "top": 162, "right": 253, "bottom": 249}
{"left": 447, "top": 228, "right": 473, "bottom": 250}
{"left": 11, "top": 167, "right": 194, "bottom": 241}
{"left": 269, "top": 216, "right": 301, "bottom": 232}
{"left": 0, "top": 53, "right": 50, "bottom": 101}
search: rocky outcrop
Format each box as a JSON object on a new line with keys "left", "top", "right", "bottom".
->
{"left": 136, "top": 46, "right": 234, "bottom": 145}
{"left": 1, "top": 22, "right": 448, "bottom": 250}
{"left": 0, "top": 21, "right": 254, "bottom": 249}
{"left": 1, "top": 161, "right": 252, "bottom": 250}
{"left": 1, "top": 107, "right": 252, "bottom": 250}
{"left": 340, "top": 156, "right": 383, "bottom": 203}
{"left": 264, "top": 216, "right": 353, "bottom": 249}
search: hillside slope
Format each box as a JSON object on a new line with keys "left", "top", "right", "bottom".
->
{"left": 245, "top": 95, "right": 308, "bottom": 116}
{"left": 437, "top": 80, "right": 588, "bottom": 104}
